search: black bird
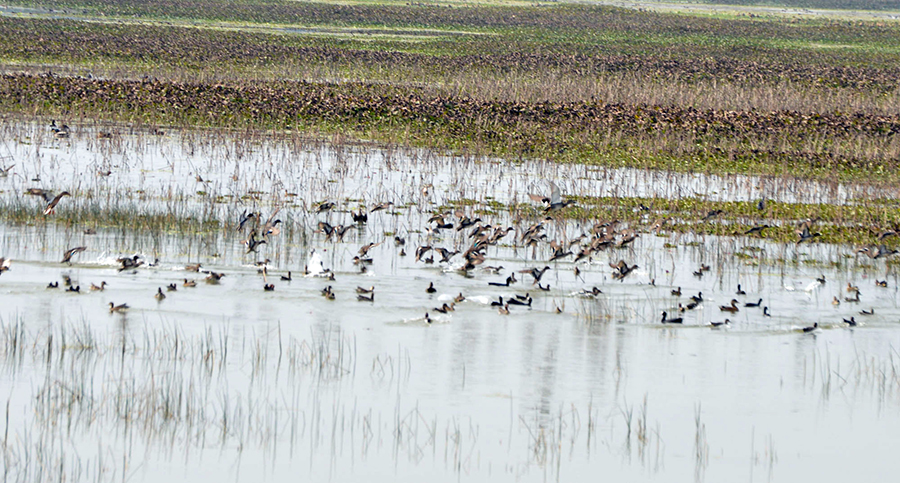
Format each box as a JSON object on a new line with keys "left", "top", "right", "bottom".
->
{"left": 488, "top": 276, "right": 513, "bottom": 287}
{"left": 802, "top": 322, "right": 818, "bottom": 333}
{"left": 860, "top": 308, "right": 874, "bottom": 315}
{"left": 736, "top": 284, "right": 746, "bottom": 295}
{"left": 690, "top": 292, "right": 703, "bottom": 303}
{"left": 426, "top": 282, "right": 436, "bottom": 294}
{"left": 47, "top": 281, "right": 59, "bottom": 289}
{"left": 490, "top": 296, "right": 504, "bottom": 307}
{"left": 710, "top": 319, "right": 730, "bottom": 328}
{"left": 744, "top": 225, "right": 770, "bottom": 236}
{"left": 281, "top": 271, "right": 292, "bottom": 281}
{"left": 763, "top": 306, "right": 771, "bottom": 317}
{"left": 507, "top": 296, "right": 531, "bottom": 307}
{"left": 744, "top": 298, "right": 762, "bottom": 308}
{"left": 703, "top": 209, "right": 723, "bottom": 220}
{"left": 357, "top": 293, "right": 374, "bottom": 302}
{"left": 166, "top": 283, "right": 177, "bottom": 292}
{"left": 264, "top": 284, "right": 275, "bottom": 292}
{"left": 671, "top": 287, "right": 682, "bottom": 296}
{"left": 351, "top": 210, "right": 368, "bottom": 224}
{"left": 843, "top": 317, "right": 857, "bottom": 327}
{"left": 316, "top": 201, "right": 335, "bottom": 213}
{"left": 520, "top": 266, "right": 551, "bottom": 284}
{"left": 797, "top": 226, "right": 821, "bottom": 244}
{"left": 661, "top": 311, "right": 683, "bottom": 324}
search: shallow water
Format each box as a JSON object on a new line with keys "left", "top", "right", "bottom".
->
{"left": 1, "top": 120, "right": 899, "bottom": 482}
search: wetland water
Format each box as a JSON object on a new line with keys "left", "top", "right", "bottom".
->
{"left": 1, "top": 119, "right": 899, "bottom": 482}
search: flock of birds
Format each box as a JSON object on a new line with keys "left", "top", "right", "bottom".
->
{"left": 2, "top": 122, "right": 899, "bottom": 329}
{"left": 1, "top": 172, "right": 896, "bottom": 333}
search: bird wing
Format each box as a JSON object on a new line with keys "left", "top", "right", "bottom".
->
{"left": 549, "top": 182, "right": 561, "bottom": 205}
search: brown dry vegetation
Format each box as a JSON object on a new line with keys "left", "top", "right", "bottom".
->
{"left": 0, "top": 2, "right": 899, "bottom": 180}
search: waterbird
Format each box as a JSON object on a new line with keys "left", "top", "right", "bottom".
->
{"left": 316, "top": 201, "right": 335, "bottom": 213}
{"left": 719, "top": 299, "right": 740, "bottom": 313}
{"left": 661, "top": 311, "right": 683, "bottom": 324}
{"left": 205, "top": 271, "right": 225, "bottom": 283}
{"left": 744, "top": 298, "right": 762, "bottom": 308}
{"left": 357, "top": 292, "right": 374, "bottom": 302}
{"left": 763, "top": 306, "right": 771, "bottom": 317}
{"left": 90, "top": 281, "right": 107, "bottom": 291}
{"left": 490, "top": 296, "right": 504, "bottom": 307}
{"left": 690, "top": 292, "right": 703, "bottom": 303}
{"left": 544, "top": 181, "right": 575, "bottom": 212}
{"left": 454, "top": 293, "right": 466, "bottom": 303}
{"left": 0, "top": 257, "right": 11, "bottom": 274}
{"left": 47, "top": 281, "right": 58, "bottom": 289}
{"left": 671, "top": 287, "right": 682, "bottom": 296}
{"left": 67, "top": 285, "right": 80, "bottom": 293}
{"left": 356, "top": 286, "right": 374, "bottom": 294}
{"left": 117, "top": 255, "right": 143, "bottom": 272}
{"left": 577, "top": 287, "right": 603, "bottom": 297}
{"left": 538, "top": 283, "right": 550, "bottom": 291}
{"left": 703, "top": 209, "right": 723, "bottom": 220}
{"left": 744, "top": 224, "right": 769, "bottom": 236}
{"left": 710, "top": 319, "right": 730, "bottom": 328}
{"left": 757, "top": 198, "right": 766, "bottom": 211}
{"left": 796, "top": 225, "right": 821, "bottom": 244}
{"left": 426, "top": 282, "right": 436, "bottom": 294}
{"left": 167, "top": 283, "right": 177, "bottom": 292}
{"left": 843, "top": 317, "right": 857, "bottom": 327}
{"left": 802, "top": 322, "right": 818, "bottom": 333}
{"left": 488, "top": 276, "right": 513, "bottom": 287}
{"left": 832, "top": 296, "right": 840, "bottom": 306}
{"left": 351, "top": 210, "right": 368, "bottom": 224}
{"left": 281, "top": 271, "right": 292, "bottom": 281}
{"left": 155, "top": 288, "right": 166, "bottom": 300}
{"left": 43, "top": 191, "right": 71, "bottom": 215}
{"left": 243, "top": 229, "right": 267, "bottom": 253}
{"left": 62, "top": 246, "right": 86, "bottom": 264}
{"left": 860, "top": 308, "right": 874, "bottom": 315}
{"left": 263, "top": 284, "right": 275, "bottom": 292}
{"left": 424, "top": 313, "right": 433, "bottom": 324}
{"left": 736, "top": 284, "right": 746, "bottom": 295}
{"left": 876, "top": 280, "right": 887, "bottom": 287}
{"left": 108, "top": 302, "right": 129, "bottom": 313}
{"left": 370, "top": 201, "right": 393, "bottom": 212}
{"left": 434, "top": 303, "right": 454, "bottom": 314}
{"left": 184, "top": 263, "right": 201, "bottom": 272}
{"left": 507, "top": 296, "right": 531, "bottom": 307}
{"left": 498, "top": 304, "right": 510, "bottom": 315}
{"left": 62, "top": 275, "right": 72, "bottom": 286}
{"left": 610, "top": 260, "right": 638, "bottom": 280}
{"left": 237, "top": 210, "right": 256, "bottom": 232}
{"left": 183, "top": 279, "right": 197, "bottom": 287}
{"left": 816, "top": 275, "right": 826, "bottom": 284}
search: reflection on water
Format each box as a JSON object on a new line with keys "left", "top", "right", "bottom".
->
{"left": 0, "top": 119, "right": 899, "bottom": 482}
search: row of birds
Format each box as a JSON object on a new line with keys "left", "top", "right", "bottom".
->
{"left": 662, "top": 276, "right": 884, "bottom": 331}
{"left": 7, "top": 177, "right": 900, "bottom": 327}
